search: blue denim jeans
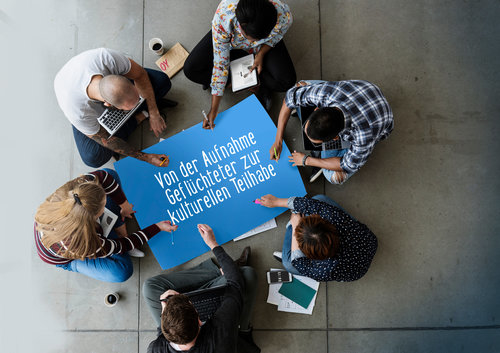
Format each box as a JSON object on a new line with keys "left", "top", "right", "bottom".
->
{"left": 56, "top": 169, "right": 133, "bottom": 282}
{"left": 320, "top": 148, "right": 352, "bottom": 184}
{"left": 73, "top": 68, "right": 172, "bottom": 168}
{"left": 281, "top": 195, "right": 354, "bottom": 274}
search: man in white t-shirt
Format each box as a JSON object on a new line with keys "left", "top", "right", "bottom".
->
{"left": 54, "top": 48, "right": 177, "bottom": 168}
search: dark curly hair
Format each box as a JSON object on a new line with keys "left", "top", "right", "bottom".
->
{"left": 236, "top": 0, "right": 278, "bottom": 40}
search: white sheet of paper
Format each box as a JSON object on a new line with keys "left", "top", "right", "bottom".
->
{"left": 234, "top": 218, "right": 277, "bottom": 241}
{"left": 266, "top": 271, "right": 320, "bottom": 315}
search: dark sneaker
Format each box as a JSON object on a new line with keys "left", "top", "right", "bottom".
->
{"left": 235, "top": 246, "right": 251, "bottom": 267}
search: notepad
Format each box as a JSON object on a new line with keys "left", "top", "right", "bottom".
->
{"left": 278, "top": 277, "right": 317, "bottom": 309}
{"left": 99, "top": 208, "right": 118, "bottom": 238}
{"left": 230, "top": 54, "right": 258, "bottom": 92}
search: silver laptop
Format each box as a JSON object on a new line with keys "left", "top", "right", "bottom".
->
{"left": 97, "top": 97, "right": 145, "bottom": 137}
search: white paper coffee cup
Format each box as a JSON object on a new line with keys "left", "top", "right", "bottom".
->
{"left": 104, "top": 292, "right": 120, "bottom": 307}
{"left": 149, "top": 38, "right": 165, "bottom": 55}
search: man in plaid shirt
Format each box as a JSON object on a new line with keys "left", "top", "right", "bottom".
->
{"left": 270, "top": 80, "right": 394, "bottom": 184}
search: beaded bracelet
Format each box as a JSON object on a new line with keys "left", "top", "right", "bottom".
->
{"left": 302, "top": 154, "right": 311, "bottom": 166}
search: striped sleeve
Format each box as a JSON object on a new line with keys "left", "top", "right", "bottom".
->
{"left": 33, "top": 222, "right": 71, "bottom": 265}
{"left": 92, "top": 224, "right": 161, "bottom": 257}
{"left": 87, "top": 170, "right": 126, "bottom": 205}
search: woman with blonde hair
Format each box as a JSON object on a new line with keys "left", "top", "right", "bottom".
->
{"left": 257, "top": 194, "right": 378, "bottom": 282}
{"left": 34, "top": 169, "right": 177, "bottom": 282}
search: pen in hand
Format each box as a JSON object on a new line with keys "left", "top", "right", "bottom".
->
{"left": 244, "top": 65, "right": 253, "bottom": 78}
{"left": 202, "top": 110, "right": 213, "bottom": 131}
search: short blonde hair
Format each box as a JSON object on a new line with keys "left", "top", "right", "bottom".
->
{"left": 35, "top": 176, "right": 106, "bottom": 260}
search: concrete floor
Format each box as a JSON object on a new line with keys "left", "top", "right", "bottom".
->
{"left": 1, "top": 0, "right": 500, "bottom": 352}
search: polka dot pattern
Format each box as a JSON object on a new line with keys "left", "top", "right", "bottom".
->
{"left": 291, "top": 197, "right": 378, "bottom": 282}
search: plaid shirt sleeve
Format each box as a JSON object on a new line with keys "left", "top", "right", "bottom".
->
{"left": 285, "top": 80, "right": 393, "bottom": 174}
{"left": 340, "top": 135, "right": 377, "bottom": 174}
{"left": 284, "top": 81, "right": 334, "bottom": 108}
{"left": 337, "top": 80, "right": 393, "bottom": 173}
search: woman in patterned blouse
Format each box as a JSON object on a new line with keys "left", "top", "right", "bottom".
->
{"left": 258, "top": 194, "right": 378, "bottom": 282}
{"left": 184, "top": 0, "right": 296, "bottom": 127}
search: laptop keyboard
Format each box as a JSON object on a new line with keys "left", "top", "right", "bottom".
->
{"left": 100, "top": 109, "right": 128, "bottom": 131}
{"left": 323, "top": 139, "right": 343, "bottom": 150}
{"left": 192, "top": 295, "right": 223, "bottom": 322}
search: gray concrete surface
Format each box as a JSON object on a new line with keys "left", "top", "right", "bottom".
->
{"left": 1, "top": 0, "right": 499, "bottom": 352}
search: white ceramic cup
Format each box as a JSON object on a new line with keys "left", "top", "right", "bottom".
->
{"left": 104, "top": 292, "right": 120, "bottom": 307}
{"left": 149, "top": 38, "right": 165, "bottom": 55}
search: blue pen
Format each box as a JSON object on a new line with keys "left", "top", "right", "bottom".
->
{"left": 171, "top": 231, "right": 174, "bottom": 245}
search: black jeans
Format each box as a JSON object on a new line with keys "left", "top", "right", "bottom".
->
{"left": 184, "top": 30, "right": 296, "bottom": 92}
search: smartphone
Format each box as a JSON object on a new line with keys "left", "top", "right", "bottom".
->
{"left": 267, "top": 270, "right": 292, "bottom": 284}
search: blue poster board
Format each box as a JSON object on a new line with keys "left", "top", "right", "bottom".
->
{"left": 115, "top": 95, "right": 306, "bottom": 269}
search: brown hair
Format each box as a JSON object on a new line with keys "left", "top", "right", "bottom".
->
{"left": 35, "top": 175, "right": 106, "bottom": 260}
{"left": 161, "top": 294, "right": 199, "bottom": 344}
{"left": 295, "top": 215, "right": 340, "bottom": 260}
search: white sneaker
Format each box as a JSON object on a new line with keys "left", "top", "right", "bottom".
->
{"left": 309, "top": 167, "right": 323, "bottom": 183}
{"left": 128, "top": 248, "right": 145, "bottom": 257}
{"left": 272, "top": 251, "right": 282, "bottom": 263}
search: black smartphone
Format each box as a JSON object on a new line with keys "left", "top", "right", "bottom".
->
{"left": 267, "top": 270, "right": 292, "bottom": 284}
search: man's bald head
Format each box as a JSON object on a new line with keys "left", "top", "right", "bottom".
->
{"left": 99, "top": 75, "right": 140, "bottom": 110}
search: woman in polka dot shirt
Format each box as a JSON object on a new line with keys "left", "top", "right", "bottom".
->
{"left": 258, "top": 194, "right": 378, "bottom": 282}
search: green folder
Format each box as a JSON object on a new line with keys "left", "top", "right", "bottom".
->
{"left": 278, "top": 277, "right": 317, "bottom": 309}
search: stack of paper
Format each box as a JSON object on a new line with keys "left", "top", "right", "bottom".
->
{"left": 267, "top": 271, "right": 320, "bottom": 315}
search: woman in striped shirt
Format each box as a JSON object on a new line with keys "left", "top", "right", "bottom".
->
{"left": 34, "top": 169, "right": 176, "bottom": 282}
